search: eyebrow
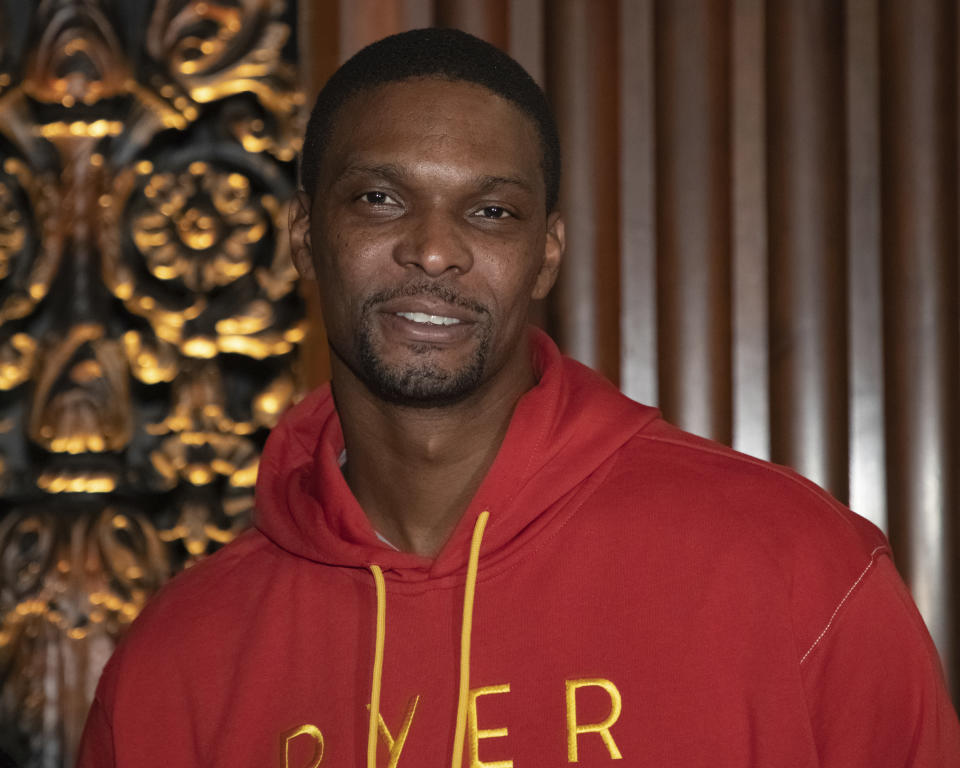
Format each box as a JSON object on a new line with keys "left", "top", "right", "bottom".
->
{"left": 335, "top": 163, "right": 406, "bottom": 185}
{"left": 334, "top": 163, "right": 535, "bottom": 196}
{"left": 475, "top": 174, "right": 535, "bottom": 195}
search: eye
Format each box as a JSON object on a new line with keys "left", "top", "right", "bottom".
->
{"left": 474, "top": 205, "right": 511, "bottom": 220}
{"left": 359, "top": 191, "right": 399, "bottom": 206}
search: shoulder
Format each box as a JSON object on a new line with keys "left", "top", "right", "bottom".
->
{"left": 611, "top": 416, "right": 885, "bottom": 556}
{"left": 597, "top": 417, "right": 890, "bottom": 657}
{"left": 133, "top": 528, "right": 278, "bottom": 629}
{"left": 94, "top": 528, "right": 279, "bottom": 706}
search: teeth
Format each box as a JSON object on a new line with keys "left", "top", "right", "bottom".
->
{"left": 396, "top": 312, "right": 461, "bottom": 326}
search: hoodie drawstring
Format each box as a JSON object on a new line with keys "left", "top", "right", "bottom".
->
{"left": 451, "top": 509, "right": 489, "bottom": 768}
{"left": 365, "top": 510, "right": 489, "bottom": 768}
{"left": 367, "top": 564, "right": 387, "bottom": 768}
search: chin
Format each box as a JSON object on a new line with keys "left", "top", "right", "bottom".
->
{"left": 360, "top": 361, "right": 486, "bottom": 408}
{"left": 353, "top": 335, "right": 491, "bottom": 409}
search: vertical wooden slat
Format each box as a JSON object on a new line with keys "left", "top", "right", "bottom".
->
{"left": 299, "top": 0, "right": 339, "bottom": 387}
{"left": 299, "top": 0, "right": 339, "bottom": 100}
{"left": 545, "top": 1, "right": 621, "bottom": 384}
{"left": 654, "top": 0, "right": 732, "bottom": 442}
{"left": 766, "top": 0, "right": 848, "bottom": 500}
{"left": 731, "top": 0, "right": 769, "bottom": 460}
{"left": 879, "top": 0, "right": 959, "bottom": 693}
{"left": 401, "top": 0, "right": 433, "bottom": 29}
{"left": 846, "top": 0, "right": 886, "bottom": 530}
{"left": 619, "top": 0, "right": 657, "bottom": 406}
{"left": 435, "top": 0, "right": 509, "bottom": 49}
{"left": 339, "top": 0, "right": 409, "bottom": 61}
{"left": 508, "top": 0, "right": 548, "bottom": 331}
{"left": 508, "top": 0, "right": 545, "bottom": 86}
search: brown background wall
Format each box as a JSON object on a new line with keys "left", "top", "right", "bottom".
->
{"left": 300, "top": 0, "right": 960, "bottom": 695}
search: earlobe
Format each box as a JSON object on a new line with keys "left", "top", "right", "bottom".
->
{"left": 532, "top": 212, "right": 565, "bottom": 300}
{"left": 289, "top": 191, "right": 316, "bottom": 280}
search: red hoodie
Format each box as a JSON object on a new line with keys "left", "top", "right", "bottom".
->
{"left": 78, "top": 330, "right": 960, "bottom": 767}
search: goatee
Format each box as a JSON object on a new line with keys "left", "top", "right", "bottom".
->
{"left": 343, "top": 282, "right": 492, "bottom": 408}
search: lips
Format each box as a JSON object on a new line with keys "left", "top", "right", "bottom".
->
{"left": 395, "top": 311, "right": 461, "bottom": 326}
{"left": 375, "top": 296, "right": 482, "bottom": 345}
{"left": 376, "top": 295, "right": 481, "bottom": 323}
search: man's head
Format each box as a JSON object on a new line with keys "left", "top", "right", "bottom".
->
{"left": 300, "top": 27, "right": 561, "bottom": 213}
{"left": 291, "top": 29, "right": 564, "bottom": 409}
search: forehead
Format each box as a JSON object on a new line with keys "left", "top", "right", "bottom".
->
{"left": 321, "top": 78, "right": 543, "bottom": 192}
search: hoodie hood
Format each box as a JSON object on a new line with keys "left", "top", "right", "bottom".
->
{"left": 254, "top": 328, "right": 658, "bottom": 581}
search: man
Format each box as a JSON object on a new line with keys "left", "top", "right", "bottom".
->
{"left": 78, "top": 28, "right": 959, "bottom": 767}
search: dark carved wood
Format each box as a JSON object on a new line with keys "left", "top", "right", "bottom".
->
{"left": 0, "top": 1, "right": 305, "bottom": 765}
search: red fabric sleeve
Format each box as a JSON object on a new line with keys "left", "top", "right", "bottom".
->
{"left": 800, "top": 554, "right": 960, "bottom": 766}
{"left": 75, "top": 696, "right": 115, "bottom": 768}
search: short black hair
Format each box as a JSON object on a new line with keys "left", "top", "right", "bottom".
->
{"left": 300, "top": 27, "right": 561, "bottom": 212}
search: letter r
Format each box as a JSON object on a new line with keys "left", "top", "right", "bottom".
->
{"left": 565, "top": 679, "right": 623, "bottom": 762}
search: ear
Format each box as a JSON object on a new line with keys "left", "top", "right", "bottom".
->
{"left": 289, "top": 191, "right": 316, "bottom": 280}
{"left": 531, "top": 211, "right": 564, "bottom": 300}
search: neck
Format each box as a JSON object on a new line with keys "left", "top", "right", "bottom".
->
{"left": 333, "top": 352, "right": 535, "bottom": 558}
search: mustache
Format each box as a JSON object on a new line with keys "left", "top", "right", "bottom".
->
{"left": 362, "top": 281, "right": 490, "bottom": 317}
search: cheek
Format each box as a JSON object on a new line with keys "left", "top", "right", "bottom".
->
{"left": 316, "top": 230, "right": 387, "bottom": 292}
{"left": 482, "top": 263, "right": 541, "bottom": 340}
{"left": 494, "top": 246, "right": 544, "bottom": 306}
{"left": 313, "top": 249, "right": 367, "bottom": 334}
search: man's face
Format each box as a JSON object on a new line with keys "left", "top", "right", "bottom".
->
{"left": 291, "top": 77, "right": 564, "bottom": 407}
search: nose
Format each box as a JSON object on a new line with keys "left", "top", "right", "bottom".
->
{"left": 393, "top": 206, "right": 473, "bottom": 277}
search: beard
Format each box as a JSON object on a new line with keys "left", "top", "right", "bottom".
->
{"left": 339, "top": 282, "right": 493, "bottom": 408}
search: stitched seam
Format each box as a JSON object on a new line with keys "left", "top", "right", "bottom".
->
{"left": 637, "top": 433, "right": 871, "bottom": 531}
{"left": 799, "top": 545, "right": 885, "bottom": 665}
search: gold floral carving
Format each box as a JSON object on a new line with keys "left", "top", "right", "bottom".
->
{"left": 0, "top": 1, "right": 306, "bottom": 764}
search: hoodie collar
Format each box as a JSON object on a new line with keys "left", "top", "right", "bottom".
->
{"left": 254, "top": 328, "right": 658, "bottom": 581}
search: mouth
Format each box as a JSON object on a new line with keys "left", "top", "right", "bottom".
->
{"left": 375, "top": 296, "right": 482, "bottom": 346}
{"left": 394, "top": 311, "right": 462, "bottom": 326}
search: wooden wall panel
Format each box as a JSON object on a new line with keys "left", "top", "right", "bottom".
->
{"left": 508, "top": 0, "right": 545, "bottom": 85}
{"left": 338, "top": 0, "right": 431, "bottom": 61}
{"left": 338, "top": 0, "right": 405, "bottom": 61}
{"left": 436, "top": 0, "right": 510, "bottom": 48}
{"left": 297, "top": 0, "right": 340, "bottom": 390}
{"left": 879, "top": 0, "right": 959, "bottom": 693}
{"left": 846, "top": 0, "right": 886, "bottom": 531}
{"left": 618, "top": 0, "right": 657, "bottom": 406}
{"left": 766, "top": 0, "right": 848, "bottom": 501}
{"left": 545, "top": 1, "right": 621, "bottom": 383}
{"left": 731, "top": 0, "right": 769, "bottom": 461}
{"left": 654, "top": 0, "right": 732, "bottom": 443}
{"left": 297, "top": 0, "right": 960, "bottom": 700}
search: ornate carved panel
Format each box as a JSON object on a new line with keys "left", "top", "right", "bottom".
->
{"left": 0, "top": 1, "right": 305, "bottom": 765}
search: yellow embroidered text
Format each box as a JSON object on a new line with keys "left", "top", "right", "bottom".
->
{"left": 376, "top": 695, "right": 420, "bottom": 768}
{"left": 565, "top": 679, "right": 623, "bottom": 762}
{"left": 468, "top": 683, "right": 513, "bottom": 768}
{"left": 282, "top": 724, "right": 324, "bottom": 768}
